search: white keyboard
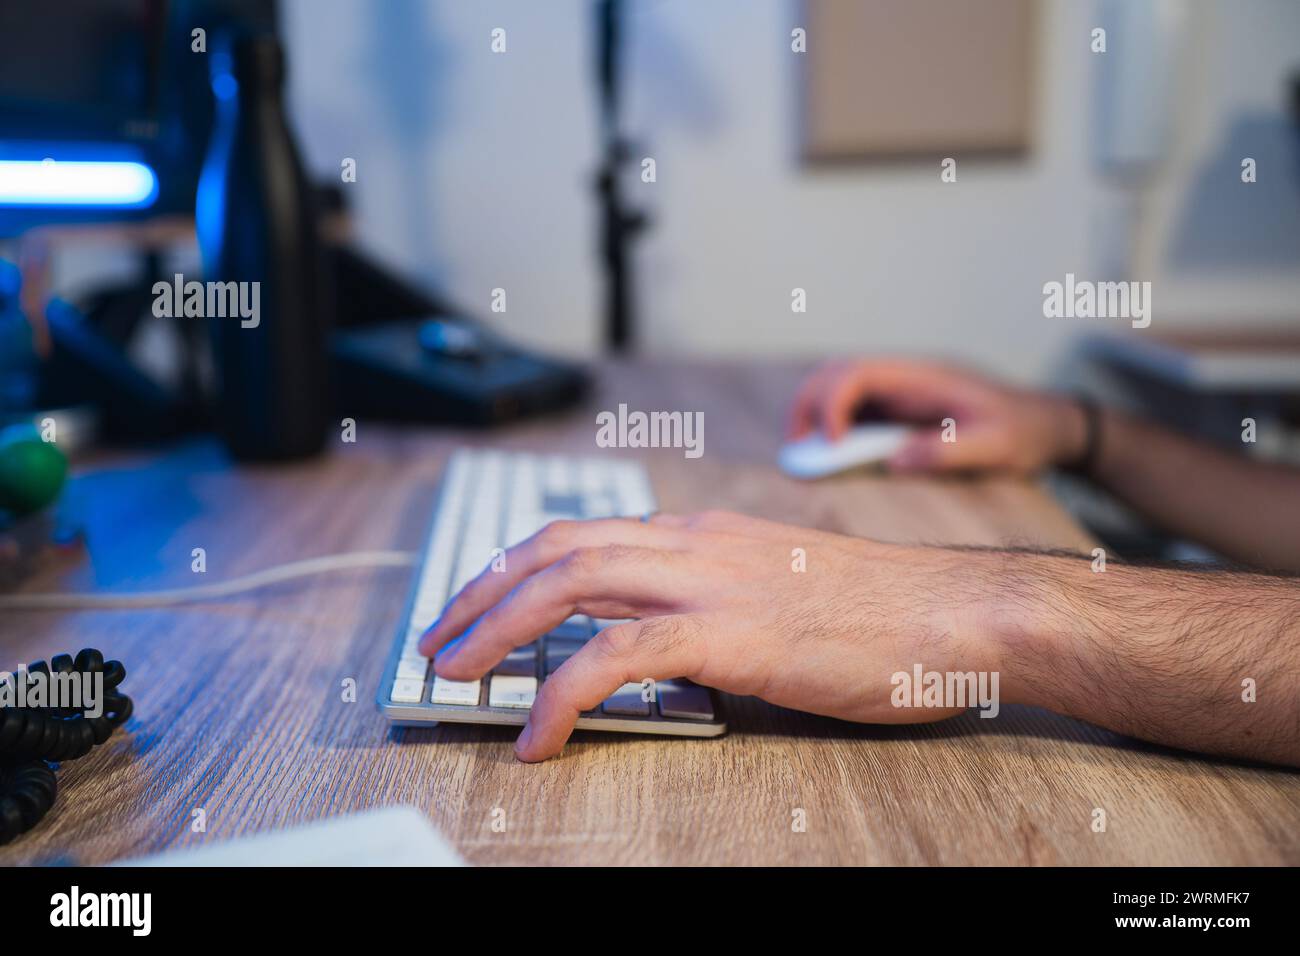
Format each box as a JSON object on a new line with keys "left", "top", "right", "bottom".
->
{"left": 377, "top": 448, "right": 725, "bottom": 737}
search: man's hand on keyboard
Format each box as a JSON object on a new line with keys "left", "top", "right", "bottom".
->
{"left": 419, "top": 511, "right": 994, "bottom": 761}
{"left": 419, "top": 508, "right": 1300, "bottom": 767}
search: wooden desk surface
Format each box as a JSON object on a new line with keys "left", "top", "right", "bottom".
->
{"left": 2, "top": 361, "right": 1297, "bottom": 866}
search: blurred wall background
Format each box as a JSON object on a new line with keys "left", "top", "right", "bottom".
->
{"left": 283, "top": 0, "right": 1300, "bottom": 382}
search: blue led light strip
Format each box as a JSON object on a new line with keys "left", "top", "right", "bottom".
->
{"left": 0, "top": 159, "right": 159, "bottom": 207}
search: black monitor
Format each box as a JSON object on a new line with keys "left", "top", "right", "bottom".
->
{"left": 0, "top": 0, "right": 276, "bottom": 235}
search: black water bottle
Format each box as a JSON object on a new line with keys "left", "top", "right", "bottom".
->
{"left": 197, "top": 33, "right": 331, "bottom": 461}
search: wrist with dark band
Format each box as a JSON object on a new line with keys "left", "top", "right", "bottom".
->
{"left": 1062, "top": 396, "right": 1103, "bottom": 477}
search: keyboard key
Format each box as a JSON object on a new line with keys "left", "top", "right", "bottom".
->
{"left": 452, "top": 455, "right": 504, "bottom": 592}
{"left": 431, "top": 676, "right": 481, "bottom": 706}
{"left": 657, "top": 680, "right": 714, "bottom": 720}
{"left": 396, "top": 658, "right": 429, "bottom": 681}
{"left": 414, "top": 457, "right": 470, "bottom": 612}
{"left": 613, "top": 464, "right": 654, "bottom": 515}
{"left": 410, "top": 602, "right": 444, "bottom": 630}
{"left": 602, "top": 682, "right": 651, "bottom": 716}
{"left": 510, "top": 453, "right": 540, "bottom": 510}
{"left": 505, "top": 510, "right": 546, "bottom": 549}
{"left": 544, "top": 457, "right": 572, "bottom": 495}
{"left": 582, "top": 494, "right": 618, "bottom": 518}
{"left": 493, "top": 643, "right": 538, "bottom": 677}
{"left": 544, "top": 637, "right": 584, "bottom": 675}
{"left": 390, "top": 678, "right": 424, "bottom": 703}
{"left": 542, "top": 492, "right": 584, "bottom": 515}
{"left": 489, "top": 675, "right": 537, "bottom": 709}
{"left": 551, "top": 615, "right": 593, "bottom": 640}
{"left": 578, "top": 458, "right": 612, "bottom": 497}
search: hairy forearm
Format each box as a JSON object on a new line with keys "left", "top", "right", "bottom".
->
{"left": 978, "top": 551, "right": 1300, "bottom": 767}
{"left": 1091, "top": 410, "right": 1300, "bottom": 572}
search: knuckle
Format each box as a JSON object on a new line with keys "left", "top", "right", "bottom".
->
{"left": 560, "top": 546, "right": 604, "bottom": 576}
{"left": 562, "top": 543, "right": 640, "bottom": 576}
{"left": 537, "top": 519, "right": 576, "bottom": 551}
{"left": 634, "top": 616, "right": 699, "bottom": 657}
{"left": 591, "top": 623, "right": 639, "bottom": 660}
{"left": 688, "top": 509, "right": 733, "bottom": 529}
{"left": 598, "top": 543, "right": 641, "bottom": 563}
{"left": 510, "top": 572, "right": 547, "bottom": 605}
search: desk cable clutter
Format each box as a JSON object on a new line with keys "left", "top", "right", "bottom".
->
{"left": 0, "top": 649, "right": 133, "bottom": 844}
{"left": 0, "top": 550, "right": 418, "bottom": 844}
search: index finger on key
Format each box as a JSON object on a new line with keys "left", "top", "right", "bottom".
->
{"left": 418, "top": 517, "right": 687, "bottom": 656}
{"left": 514, "top": 616, "right": 706, "bottom": 762}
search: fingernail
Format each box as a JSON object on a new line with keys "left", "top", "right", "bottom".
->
{"left": 433, "top": 641, "right": 462, "bottom": 676}
{"left": 515, "top": 723, "right": 534, "bottom": 756}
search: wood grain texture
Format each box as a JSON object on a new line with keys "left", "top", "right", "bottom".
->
{"left": 2, "top": 360, "right": 1297, "bottom": 865}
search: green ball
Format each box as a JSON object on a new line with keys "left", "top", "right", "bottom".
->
{"left": 0, "top": 426, "right": 68, "bottom": 516}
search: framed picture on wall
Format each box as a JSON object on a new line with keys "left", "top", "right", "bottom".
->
{"left": 801, "top": 0, "right": 1037, "bottom": 161}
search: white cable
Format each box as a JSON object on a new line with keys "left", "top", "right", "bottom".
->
{"left": 0, "top": 551, "right": 419, "bottom": 610}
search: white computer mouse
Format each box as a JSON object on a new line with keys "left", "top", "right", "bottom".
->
{"left": 778, "top": 424, "right": 912, "bottom": 480}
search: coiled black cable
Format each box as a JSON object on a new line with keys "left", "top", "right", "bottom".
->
{"left": 0, "top": 648, "right": 132, "bottom": 845}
